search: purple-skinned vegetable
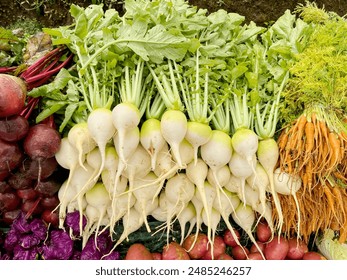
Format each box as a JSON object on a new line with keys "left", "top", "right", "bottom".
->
{"left": 12, "top": 245, "right": 39, "bottom": 260}
{"left": 80, "top": 230, "right": 119, "bottom": 260}
{"left": 65, "top": 210, "right": 87, "bottom": 236}
{"left": 42, "top": 230, "right": 74, "bottom": 260}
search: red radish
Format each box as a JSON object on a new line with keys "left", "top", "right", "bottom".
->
{"left": 182, "top": 233, "right": 209, "bottom": 259}
{"left": 151, "top": 252, "right": 162, "bottom": 260}
{"left": 41, "top": 209, "right": 59, "bottom": 226}
{"left": 0, "top": 74, "right": 27, "bottom": 118}
{"left": 2, "top": 209, "right": 21, "bottom": 224}
{"left": 0, "top": 191, "right": 21, "bottom": 211}
{"left": 125, "top": 243, "right": 154, "bottom": 260}
{"left": 302, "top": 251, "right": 327, "bottom": 260}
{"left": 286, "top": 238, "right": 309, "bottom": 260}
{"left": 256, "top": 221, "right": 272, "bottom": 243}
{"left": 201, "top": 236, "right": 226, "bottom": 260}
{"left": 250, "top": 241, "right": 266, "bottom": 254}
{"left": 16, "top": 188, "right": 38, "bottom": 200}
{"left": 40, "top": 195, "right": 60, "bottom": 209}
{"left": 162, "top": 242, "right": 190, "bottom": 260}
{"left": 231, "top": 245, "right": 249, "bottom": 260}
{"left": 223, "top": 228, "right": 241, "bottom": 247}
{"left": 0, "top": 138, "right": 23, "bottom": 172}
{"left": 0, "top": 115, "right": 29, "bottom": 142}
{"left": 264, "top": 236, "right": 289, "bottom": 260}
{"left": 217, "top": 253, "right": 234, "bottom": 260}
{"left": 248, "top": 252, "right": 265, "bottom": 260}
{"left": 23, "top": 124, "right": 61, "bottom": 160}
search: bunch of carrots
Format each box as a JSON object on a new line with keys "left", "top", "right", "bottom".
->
{"left": 273, "top": 3, "right": 347, "bottom": 243}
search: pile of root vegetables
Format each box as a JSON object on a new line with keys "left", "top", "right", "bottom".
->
{"left": 2, "top": 0, "right": 347, "bottom": 260}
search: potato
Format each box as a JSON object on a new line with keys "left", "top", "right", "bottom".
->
{"left": 162, "top": 242, "right": 190, "bottom": 260}
{"left": 183, "top": 233, "right": 208, "bottom": 259}
{"left": 125, "top": 243, "right": 153, "bottom": 260}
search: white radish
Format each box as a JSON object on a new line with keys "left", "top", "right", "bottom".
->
{"left": 256, "top": 138, "right": 283, "bottom": 233}
{"left": 232, "top": 204, "right": 265, "bottom": 259}
{"left": 108, "top": 186, "right": 136, "bottom": 232}
{"left": 207, "top": 164, "right": 231, "bottom": 188}
{"left": 229, "top": 152, "right": 257, "bottom": 204}
{"left": 132, "top": 172, "right": 162, "bottom": 232}
{"left": 186, "top": 159, "right": 211, "bottom": 240}
{"left": 160, "top": 109, "right": 187, "bottom": 168}
{"left": 212, "top": 188, "right": 243, "bottom": 248}
{"left": 67, "top": 122, "right": 96, "bottom": 170}
{"left": 100, "top": 146, "right": 119, "bottom": 196}
{"left": 246, "top": 162, "right": 269, "bottom": 215}
{"left": 202, "top": 207, "right": 221, "bottom": 252}
{"left": 194, "top": 181, "right": 217, "bottom": 245}
{"left": 140, "top": 118, "right": 166, "bottom": 171}
{"left": 112, "top": 102, "right": 141, "bottom": 161}
{"left": 134, "top": 197, "right": 158, "bottom": 233}
{"left": 85, "top": 182, "right": 111, "bottom": 246}
{"left": 57, "top": 180, "right": 77, "bottom": 229}
{"left": 231, "top": 127, "right": 259, "bottom": 170}
{"left": 164, "top": 173, "right": 195, "bottom": 210}
{"left": 185, "top": 121, "right": 212, "bottom": 165}
{"left": 87, "top": 108, "right": 116, "bottom": 181}
{"left": 177, "top": 202, "right": 196, "bottom": 245}
{"left": 112, "top": 208, "right": 144, "bottom": 250}
{"left": 69, "top": 163, "right": 97, "bottom": 235}
{"left": 273, "top": 167, "right": 302, "bottom": 236}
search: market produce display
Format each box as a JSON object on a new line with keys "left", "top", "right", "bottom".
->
{"left": 1, "top": 0, "right": 347, "bottom": 260}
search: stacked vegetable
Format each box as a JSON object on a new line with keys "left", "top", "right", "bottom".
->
{"left": 2, "top": 0, "right": 347, "bottom": 260}
{"left": 274, "top": 3, "right": 347, "bottom": 243}
{"left": 24, "top": 0, "right": 317, "bottom": 259}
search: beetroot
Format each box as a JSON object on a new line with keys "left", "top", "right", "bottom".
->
{"left": 0, "top": 138, "right": 23, "bottom": 172}
{"left": 23, "top": 124, "right": 61, "bottom": 160}
{"left": 0, "top": 74, "right": 27, "bottom": 118}
{"left": 8, "top": 172, "right": 34, "bottom": 190}
{"left": 20, "top": 157, "right": 58, "bottom": 181}
{"left": 35, "top": 180, "right": 60, "bottom": 197}
{"left": 0, "top": 115, "right": 29, "bottom": 142}
{"left": 0, "top": 192, "right": 21, "bottom": 211}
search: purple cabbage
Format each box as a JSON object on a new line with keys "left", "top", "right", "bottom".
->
{"left": 42, "top": 230, "right": 74, "bottom": 260}
{"left": 81, "top": 230, "right": 120, "bottom": 260}
{"left": 65, "top": 211, "right": 87, "bottom": 236}
{"left": 12, "top": 245, "right": 39, "bottom": 260}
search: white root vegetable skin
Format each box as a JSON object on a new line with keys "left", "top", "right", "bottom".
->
{"left": 160, "top": 109, "right": 187, "bottom": 168}
{"left": 185, "top": 121, "right": 212, "bottom": 165}
{"left": 112, "top": 102, "right": 141, "bottom": 164}
{"left": 87, "top": 108, "right": 116, "bottom": 182}
{"left": 177, "top": 202, "right": 196, "bottom": 245}
{"left": 232, "top": 204, "right": 265, "bottom": 259}
{"left": 67, "top": 122, "right": 96, "bottom": 169}
{"left": 140, "top": 118, "right": 166, "bottom": 171}
{"left": 229, "top": 152, "right": 257, "bottom": 204}
{"left": 273, "top": 167, "right": 302, "bottom": 236}
{"left": 231, "top": 127, "right": 258, "bottom": 167}
{"left": 207, "top": 165, "right": 231, "bottom": 188}
{"left": 256, "top": 138, "right": 283, "bottom": 234}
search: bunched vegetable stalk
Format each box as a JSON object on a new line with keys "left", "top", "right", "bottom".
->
{"left": 274, "top": 2, "right": 347, "bottom": 242}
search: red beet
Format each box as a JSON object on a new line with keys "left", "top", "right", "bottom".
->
{"left": 23, "top": 124, "right": 61, "bottom": 160}
{"left": 0, "top": 115, "right": 29, "bottom": 142}
{"left": 0, "top": 74, "right": 27, "bottom": 118}
{"left": 0, "top": 138, "right": 23, "bottom": 172}
{"left": 0, "top": 191, "right": 21, "bottom": 211}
